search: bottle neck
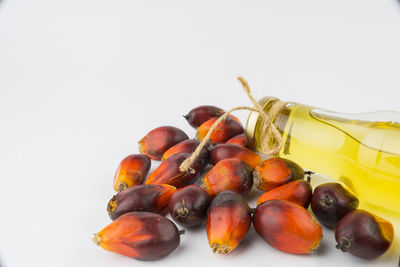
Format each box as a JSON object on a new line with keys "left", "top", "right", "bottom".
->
{"left": 245, "top": 97, "right": 295, "bottom": 155}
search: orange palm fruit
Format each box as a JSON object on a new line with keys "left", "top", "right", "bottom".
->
{"left": 138, "top": 126, "right": 188, "bottom": 160}
{"left": 206, "top": 190, "right": 251, "bottom": 254}
{"left": 113, "top": 154, "right": 151, "bottom": 192}
{"left": 253, "top": 200, "right": 322, "bottom": 255}
{"left": 184, "top": 105, "right": 225, "bottom": 128}
{"left": 162, "top": 139, "right": 210, "bottom": 167}
{"left": 202, "top": 158, "right": 253, "bottom": 198}
{"left": 196, "top": 116, "right": 244, "bottom": 143}
{"left": 210, "top": 143, "right": 262, "bottom": 168}
{"left": 226, "top": 133, "right": 248, "bottom": 147}
{"left": 145, "top": 153, "right": 201, "bottom": 188}
{"left": 93, "top": 212, "right": 184, "bottom": 260}
{"left": 256, "top": 180, "right": 312, "bottom": 208}
{"left": 107, "top": 184, "right": 176, "bottom": 220}
{"left": 253, "top": 158, "right": 304, "bottom": 191}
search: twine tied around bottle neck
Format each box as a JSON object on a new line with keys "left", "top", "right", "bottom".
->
{"left": 179, "top": 77, "right": 288, "bottom": 174}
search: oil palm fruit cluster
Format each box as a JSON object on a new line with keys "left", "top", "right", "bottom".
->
{"left": 93, "top": 104, "right": 394, "bottom": 262}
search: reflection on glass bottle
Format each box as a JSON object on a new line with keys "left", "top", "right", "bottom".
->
{"left": 246, "top": 98, "right": 400, "bottom": 215}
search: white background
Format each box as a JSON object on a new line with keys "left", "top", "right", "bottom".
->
{"left": 1, "top": 0, "right": 400, "bottom": 266}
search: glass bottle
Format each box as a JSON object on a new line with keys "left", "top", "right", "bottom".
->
{"left": 246, "top": 97, "right": 400, "bottom": 215}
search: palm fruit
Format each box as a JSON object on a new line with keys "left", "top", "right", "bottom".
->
{"left": 196, "top": 116, "right": 244, "bottom": 143}
{"left": 202, "top": 158, "right": 253, "bottom": 198}
{"left": 138, "top": 126, "right": 188, "bottom": 160}
{"left": 162, "top": 139, "right": 209, "bottom": 167}
{"left": 145, "top": 153, "right": 201, "bottom": 188}
{"left": 253, "top": 200, "right": 322, "bottom": 254}
{"left": 256, "top": 180, "right": 312, "bottom": 208}
{"left": 206, "top": 190, "right": 251, "bottom": 254}
{"left": 253, "top": 157, "right": 304, "bottom": 191}
{"left": 107, "top": 184, "right": 175, "bottom": 220}
{"left": 113, "top": 154, "right": 151, "bottom": 192}
{"left": 210, "top": 143, "right": 262, "bottom": 168}
{"left": 226, "top": 133, "right": 248, "bottom": 147}
{"left": 335, "top": 209, "right": 394, "bottom": 259}
{"left": 184, "top": 105, "right": 225, "bottom": 128}
{"left": 311, "top": 182, "right": 359, "bottom": 228}
{"left": 168, "top": 184, "right": 211, "bottom": 228}
{"left": 93, "top": 212, "right": 184, "bottom": 260}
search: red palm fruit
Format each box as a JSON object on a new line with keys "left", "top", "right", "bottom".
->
{"left": 226, "top": 133, "right": 248, "bottom": 147}
{"left": 145, "top": 153, "right": 201, "bottom": 188}
{"left": 207, "top": 190, "right": 251, "bottom": 254}
{"left": 253, "top": 158, "right": 304, "bottom": 191}
{"left": 210, "top": 143, "right": 262, "bottom": 168}
{"left": 184, "top": 105, "right": 225, "bottom": 128}
{"left": 93, "top": 212, "right": 184, "bottom": 260}
{"left": 138, "top": 126, "right": 188, "bottom": 160}
{"left": 107, "top": 184, "right": 176, "bottom": 220}
{"left": 311, "top": 182, "right": 359, "bottom": 228}
{"left": 196, "top": 116, "right": 244, "bottom": 143}
{"left": 168, "top": 184, "right": 211, "bottom": 228}
{"left": 253, "top": 200, "right": 322, "bottom": 255}
{"left": 335, "top": 209, "right": 394, "bottom": 259}
{"left": 256, "top": 180, "right": 312, "bottom": 208}
{"left": 113, "top": 154, "right": 151, "bottom": 192}
{"left": 202, "top": 158, "right": 253, "bottom": 198}
{"left": 162, "top": 139, "right": 210, "bottom": 167}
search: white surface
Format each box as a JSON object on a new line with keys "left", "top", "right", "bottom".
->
{"left": 1, "top": 1, "right": 400, "bottom": 266}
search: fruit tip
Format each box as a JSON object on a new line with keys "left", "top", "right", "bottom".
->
{"left": 176, "top": 205, "right": 189, "bottom": 219}
{"left": 138, "top": 141, "right": 144, "bottom": 153}
{"left": 252, "top": 172, "right": 260, "bottom": 188}
{"left": 211, "top": 243, "right": 231, "bottom": 254}
{"left": 92, "top": 233, "right": 102, "bottom": 246}
{"left": 107, "top": 198, "right": 117, "bottom": 213}
{"left": 335, "top": 237, "right": 351, "bottom": 252}
{"left": 116, "top": 181, "right": 128, "bottom": 192}
{"left": 308, "top": 238, "right": 322, "bottom": 254}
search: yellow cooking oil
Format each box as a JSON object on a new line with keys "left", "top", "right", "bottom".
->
{"left": 248, "top": 99, "right": 400, "bottom": 217}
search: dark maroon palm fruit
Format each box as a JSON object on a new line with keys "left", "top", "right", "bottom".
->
{"left": 138, "top": 126, "right": 189, "bottom": 160}
{"left": 184, "top": 105, "right": 225, "bottom": 128}
{"left": 107, "top": 184, "right": 176, "bottom": 220}
{"left": 335, "top": 209, "right": 394, "bottom": 259}
{"left": 311, "top": 182, "right": 359, "bottom": 228}
{"left": 168, "top": 184, "right": 211, "bottom": 228}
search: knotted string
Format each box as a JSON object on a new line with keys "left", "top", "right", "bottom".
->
{"left": 179, "top": 77, "right": 287, "bottom": 173}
